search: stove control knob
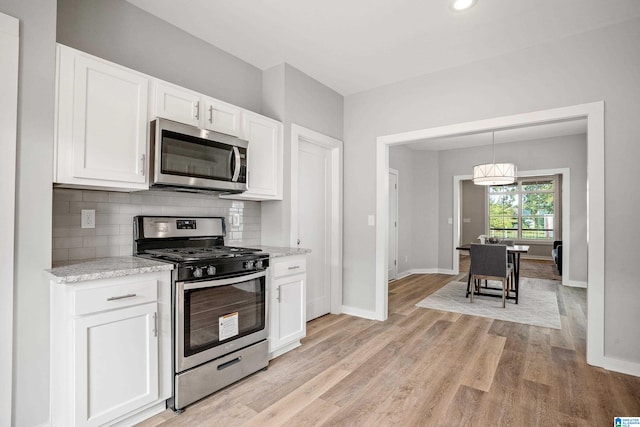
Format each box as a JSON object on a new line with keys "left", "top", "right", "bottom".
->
{"left": 244, "top": 260, "right": 255, "bottom": 270}
{"left": 255, "top": 260, "right": 264, "bottom": 269}
{"left": 207, "top": 265, "right": 217, "bottom": 276}
{"left": 192, "top": 267, "right": 203, "bottom": 278}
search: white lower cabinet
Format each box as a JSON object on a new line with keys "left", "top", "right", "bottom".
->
{"left": 51, "top": 271, "right": 172, "bottom": 427}
{"left": 269, "top": 255, "right": 306, "bottom": 359}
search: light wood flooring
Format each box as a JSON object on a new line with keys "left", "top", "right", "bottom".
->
{"left": 139, "top": 273, "right": 640, "bottom": 426}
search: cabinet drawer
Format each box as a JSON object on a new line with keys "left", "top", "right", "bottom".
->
{"left": 72, "top": 280, "right": 158, "bottom": 316}
{"left": 272, "top": 257, "right": 306, "bottom": 278}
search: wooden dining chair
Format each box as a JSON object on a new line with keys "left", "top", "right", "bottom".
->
{"left": 469, "top": 243, "right": 514, "bottom": 308}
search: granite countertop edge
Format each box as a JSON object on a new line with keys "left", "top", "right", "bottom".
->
{"left": 252, "top": 245, "right": 311, "bottom": 258}
{"left": 46, "top": 247, "right": 308, "bottom": 284}
{"left": 46, "top": 256, "right": 174, "bottom": 284}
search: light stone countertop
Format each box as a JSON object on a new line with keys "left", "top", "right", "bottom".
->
{"left": 250, "top": 245, "right": 311, "bottom": 258}
{"left": 46, "top": 256, "right": 174, "bottom": 284}
{"left": 46, "top": 246, "right": 308, "bottom": 285}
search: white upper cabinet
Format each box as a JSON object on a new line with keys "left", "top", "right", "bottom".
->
{"left": 54, "top": 44, "right": 149, "bottom": 190}
{"left": 203, "top": 98, "right": 242, "bottom": 137}
{"left": 220, "top": 111, "right": 283, "bottom": 201}
{"left": 153, "top": 81, "right": 201, "bottom": 128}
{"left": 151, "top": 80, "right": 242, "bottom": 137}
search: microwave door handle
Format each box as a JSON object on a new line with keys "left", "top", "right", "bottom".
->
{"left": 231, "top": 146, "right": 241, "bottom": 182}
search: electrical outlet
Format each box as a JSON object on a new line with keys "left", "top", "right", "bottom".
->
{"left": 368, "top": 215, "right": 375, "bottom": 226}
{"left": 405, "top": 255, "right": 408, "bottom": 262}
{"left": 81, "top": 209, "right": 95, "bottom": 229}
{"left": 232, "top": 213, "right": 240, "bottom": 227}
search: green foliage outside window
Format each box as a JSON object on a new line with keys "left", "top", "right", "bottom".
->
{"left": 488, "top": 179, "right": 555, "bottom": 240}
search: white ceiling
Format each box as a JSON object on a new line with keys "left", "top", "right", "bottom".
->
{"left": 405, "top": 118, "right": 587, "bottom": 151}
{"left": 125, "top": 0, "right": 640, "bottom": 96}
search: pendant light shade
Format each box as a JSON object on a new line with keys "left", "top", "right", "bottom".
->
{"left": 473, "top": 132, "right": 517, "bottom": 186}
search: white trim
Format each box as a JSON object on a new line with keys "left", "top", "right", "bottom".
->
{"left": 290, "top": 124, "right": 343, "bottom": 315}
{"left": 376, "top": 101, "right": 606, "bottom": 370}
{"left": 0, "top": 12, "right": 18, "bottom": 427}
{"left": 603, "top": 356, "right": 640, "bottom": 378}
{"left": 388, "top": 169, "right": 399, "bottom": 280}
{"left": 564, "top": 280, "right": 588, "bottom": 289}
{"left": 341, "top": 305, "right": 378, "bottom": 320}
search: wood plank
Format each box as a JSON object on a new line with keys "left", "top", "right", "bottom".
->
{"left": 242, "top": 366, "right": 350, "bottom": 427}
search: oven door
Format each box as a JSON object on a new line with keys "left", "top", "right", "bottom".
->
{"left": 175, "top": 270, "right": 267, "bottom": 372}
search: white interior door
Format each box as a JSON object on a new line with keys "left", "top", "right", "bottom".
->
{"left": 298, "top": 140, "right": 332, "bottom": 321}
{"left": 388, "top": 170, "right": 398, "bottom": 280}
{"left": 0, "top": 12, "right": 18, "bottom": 425}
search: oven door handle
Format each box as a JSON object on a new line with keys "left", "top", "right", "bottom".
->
{"left": 178, "top": 270, "right": 266, "bottom": 291}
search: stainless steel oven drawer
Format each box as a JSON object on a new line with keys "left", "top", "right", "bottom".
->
{"left": 173, "top": 339, "right": 268, "bottom": 410}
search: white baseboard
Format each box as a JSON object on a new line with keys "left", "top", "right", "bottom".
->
{"left": 395, "top": 268, "right": 456, "bottom": 279}
{"left": 603, "top": 355, "right": 640, "bottom": 378}
{"left": 563, "top": 279, "right": 587, "bottom": 288}
{"left": 341, "top": 305, "right": 378, "bottom": 320}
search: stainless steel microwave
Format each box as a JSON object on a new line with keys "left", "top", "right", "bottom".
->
{"left": 149, "top": 118, "right": 248, "bottom": 193}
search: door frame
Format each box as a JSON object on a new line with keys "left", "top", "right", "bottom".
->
{"left": 290, "top": 124, "right": 343, "bottom": 314}
{"left": 375, "top": 101, "right": 606, "bottom": 370}
{"left": 388, "top": 168, "right": 399, "bottom": 280}
{"left": 0, "top": 12, "right": 19, "bottom": 425}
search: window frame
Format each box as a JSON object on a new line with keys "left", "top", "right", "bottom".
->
{"left": 485, "top": 175, "right": 558, "bottom": 243}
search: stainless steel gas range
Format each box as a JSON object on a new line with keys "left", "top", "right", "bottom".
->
{"left": 133, "top": 216, "right": 269, "bottom": 411}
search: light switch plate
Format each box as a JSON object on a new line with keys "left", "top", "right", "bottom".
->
{"left": 368, "top": 215, "right": 375, "bottom": 226}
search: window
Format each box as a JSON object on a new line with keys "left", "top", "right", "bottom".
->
{"left": 487, "top": 177, "right": 556, "bottom": 241}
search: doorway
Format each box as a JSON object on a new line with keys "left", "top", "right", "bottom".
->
{"left": 291, "top": 124, "right": 343, "bottom": 320}
{"left": 374, "top": 102, "right": 605, "bottom": 369}
{"left": 388, "top": 169, "right": 399, "bottom": 280}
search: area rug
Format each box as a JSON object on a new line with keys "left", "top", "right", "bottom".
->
{"left": 415, "top": 278, "right": 561, "bottom": 329}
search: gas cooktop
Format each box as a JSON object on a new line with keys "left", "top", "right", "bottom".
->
{"left": 144, "top": 246, "right": 262, "bottom": 262}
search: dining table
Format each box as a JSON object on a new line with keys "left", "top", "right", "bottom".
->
{"left": 456, "top": 243, "right": 530, "bottom": 304}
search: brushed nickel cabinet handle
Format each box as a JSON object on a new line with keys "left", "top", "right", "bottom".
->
{"left": 195, "top": 101, "right": 200, "bottom": 120}
{"left": 106, "top": 293, "right": 137, "bottom": 301}
{"left": 287, "top": 265, "right": 300, "bottom": 270}
{"left": 153, "top": 312, "right": 158, "bottom": 337}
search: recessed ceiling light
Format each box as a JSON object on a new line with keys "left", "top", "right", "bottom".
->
{"left": 451, "top": 0, "right": 477, "bottom": 11}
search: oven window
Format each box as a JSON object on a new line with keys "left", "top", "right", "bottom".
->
{"left": 161, "top": 130, "right": 233, "bottom": 181}
{"left": 183, "top": 277, "right": 265, "bottom": 357}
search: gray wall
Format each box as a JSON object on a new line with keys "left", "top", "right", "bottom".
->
{"left": 261, "top": 64, "right": 344, "bottom": 247}
{"left": 0, "top": 1, "right": 56, "bottom": 426}
{"left": 344, "top": 18, "right": 639, "bottom": 361}
{"left": 57, "top": 0, "right": 263, "bottom": 112}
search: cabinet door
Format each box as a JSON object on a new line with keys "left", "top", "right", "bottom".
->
{"left": 203, "top": 98, "right": 241, "bottom": 137}
{"left": 56, "top": 45, "right": 148, "bottom": 188}
{"left": 73, "top": 303, "right": 159, "bottom": 427}
{"left": 153, "top": 81, "right": 201, "bottom": 127}
{"left": 222, "top": 112, "right": 283, "bottom": 201}
{"left": 270, "top": 274, "right": 306, "bottom": 352}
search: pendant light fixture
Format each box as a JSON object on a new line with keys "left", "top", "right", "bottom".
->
{"left": 473, "top": 131, "right": 516, "bottom": 186}
{"left": 451, "top": 0, "right": 477, "bottom": 11}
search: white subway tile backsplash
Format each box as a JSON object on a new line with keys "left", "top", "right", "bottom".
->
{"left": 54, "top": 237, "right": 83, "bottom": 249}
{"left": 95, "top": 225, "right": 120, "bottom": 236}
{"left": 69, "top": 247, "right": 96, "bottom": 260}
{"left": 95, "top": 246, "right": 121, "bottom": 258}
{"left": 108, "top": 192, "right": 131, "bottom": 203}
{"left": 83, "top": 236, "right": 109, "bottom": 247}
{"left": 69, "top": 201, "right": 98, "bottom": 213}
{"left": 53, "top": 188, "right": 261, "bottom": 257}
{"left": 83, "top": 191, "right": 109, "bottom": 202}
